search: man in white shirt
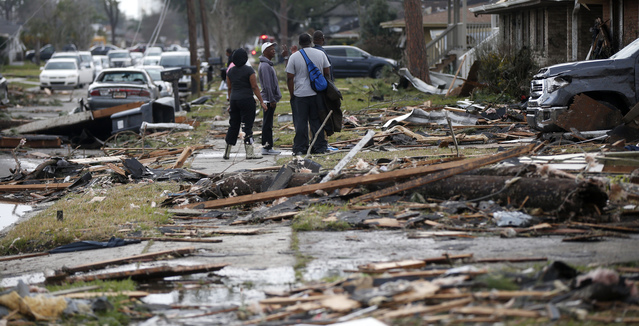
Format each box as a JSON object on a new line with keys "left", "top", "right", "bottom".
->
{"left": 285, "top": 33, "right": 331, "bottom": 155}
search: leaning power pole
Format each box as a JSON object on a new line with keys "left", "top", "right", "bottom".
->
{"left": 199, "top": 0, "right": 211, "bottom": 61}
{"left": 186, "top": 0, "right": 200, "bottom": 96}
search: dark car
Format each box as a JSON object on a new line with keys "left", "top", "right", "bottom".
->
{"left": 90, "top": 44, "right": 121, "bottom": 56}
{"left": 25, "top": 44, "right": 55, "bottom": 63}
{"left": 87, "top": 68, "right": 159, "bottom": 110}
{"left": 323, "top": 45, "right": 398, "bottom": 79}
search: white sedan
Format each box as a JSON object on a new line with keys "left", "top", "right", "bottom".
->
{"left": 39, "top": 58, "right": 82, "bottom": 90}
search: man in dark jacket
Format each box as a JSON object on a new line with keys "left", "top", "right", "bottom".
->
{"left": 257, "top": 42, "right": 282, "bottom": 155}
{"left": 313, "top": 30, "right": 333, "bottom": 81}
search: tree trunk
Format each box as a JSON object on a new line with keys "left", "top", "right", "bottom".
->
{"left": 186, "top": 0, "right": 200, "bottom": 96}
{"left": 279, "top": 0, "right": 288, "bottom": 47}
{"left": 403, "top": 0, "right": 430, "bottom": 83}
{"left": 198, "top": 0, "right": 211, "bottom": 61}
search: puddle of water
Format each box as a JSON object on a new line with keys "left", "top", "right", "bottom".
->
{"left": 0, "top": 202, "right": 33, "bottom": 232}
{"left": 142, "top": 266, "right": 296, "bottom": 307}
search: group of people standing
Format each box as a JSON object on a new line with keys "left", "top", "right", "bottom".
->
{"left": 223, "top": 31, "right": 334, "bottom": 160}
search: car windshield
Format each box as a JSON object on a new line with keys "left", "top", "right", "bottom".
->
{"left": 144, "top": 69, "right": 162, "bottom": 81}
{"left": 80, "top": 54, "right": 91, "bottom": 62}
{"left": 610, "top": 38, "right": 639, "bottom": 59}
{"left": 160, "top": 55, "right": 189, "bottom": 67}
{"left": 99, "top": 72, "right": 147, "bottom": 83}
{"left": 109, "top": 52, "right": 129, "bottom": 59}
{"left": 45, "top": 62, "right": 76, "bottom": 70}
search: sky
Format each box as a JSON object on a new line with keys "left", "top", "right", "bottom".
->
{"left": 120, "top": 0, "right": 141, "bottom": 19}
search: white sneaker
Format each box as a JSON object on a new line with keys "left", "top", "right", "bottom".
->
{"left": 261, "top": 148, "right": 281, "bottom": 155}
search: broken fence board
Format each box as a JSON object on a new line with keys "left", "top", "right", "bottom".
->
{"left": 320, "top": 130, "right": 375, "bottom": 183}
{"left": 357, "top": 260, "right": 426, "bottom": 273}
{"left": 452, "top": 306, "right": 541, "bottom": 318}
{"left": 351, "top": 144, "right": 534, "bottom": 203}
{"left": 0, "top": 183, "right": 73, "bottom": 192}
{"left": 184, "top": 145, "right": 534, "bottom": 210}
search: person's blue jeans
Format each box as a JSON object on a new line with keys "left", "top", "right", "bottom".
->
{"left": 292, "top": 95, "right": 328, "bottom": 154}
{"left": 225, "top": 97, "right": 256, "bottom": 145}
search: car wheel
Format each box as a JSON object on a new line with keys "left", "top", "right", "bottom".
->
{"left": 372, "top": 66, "right": 384, "bottom": 79}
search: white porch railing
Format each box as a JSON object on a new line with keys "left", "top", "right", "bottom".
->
{"left": 458, "top": 28, "right": 500, "bottom": 78}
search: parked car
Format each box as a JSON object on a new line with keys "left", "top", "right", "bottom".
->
{"left": 140, "top": 56, "right": 161, "bottom": 66}
{"left": 90, "top": 44, "right": 120, "bottom": 56}
{"left": 87, "top": 68, "right": 159, "bottom": 110}
{"left": 142, "top": 65, "right": 173, "bottom": 98}
{"left": 323, "top": 45, "right": 398, "bottom": 79}
{"left": 50, "top": 52, "right": 93, "bottom": 86}
{"left": 159, "top": 51, "right": 206, "bottom": 93}
{"left": 107, "top": 49, "right": 133, "bottom": 67}
{"left": 39, "top": 58, "right": 82, "bottom": 90}
{"left": 130, "top": 52, "right": 143, "bottom": 66}
{"left": 527, "top": 37, "right": 639, "bottom": 132}
{"left": 25, "top": 44, "right": 55, "bottom": 63}
{"left": 93, "top": 55, "right": 109, "bottom": 75}
{"left": 78, "top": 51, "right": 96, "bottom": 79}
{"left": 144, "top": 46, "right": 163, "bottom": 57}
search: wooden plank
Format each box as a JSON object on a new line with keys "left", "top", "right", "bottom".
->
{"left": 0, "top": 136, "right": 62, "bottom": 148}
{"left": 63, "top": 247, "right": 196, "bottom": 274}
{"left": 357, "top": 259, "right": 426, "bottom": 273}
{"left": 260, "top": 295, "right": 331, "bottom": 305}
{"left": 90, "top": 101, "right": 145, "bottom": 119}
{"left": 473, "top": 290, "right": 557, "bottom": 299}
{"left": 126, "top": 237, "right": 222, "bottom": 243}
{"left": 184, "top": 145, "right": 534, "bottom": 209}
{"left": 452, "top": 306, "right": 541, "bottom": 317}
{"left": 475, "top": 257, "right": 548, "bottom": 263}
{"left": 383, "top": 297, "right": 473, "bottom": 319}
{"left": 171, "top": 146, "right": 194, "bottom": 169}
{"left": 52, "top": 263, "right": 229, "bottom": 284}
{"left": 350, "top": 144, "right": 534, "bottom": 203}
{"left": 69, "top": 156, "right": 127, "bottom": 164}
{"left": 60, "top": 291, "right": 149, "bottom": 299}
{"left": 0, "top": 252, "right": 49, "bottom": 262}
{"left": 0, "top": 183, "right": 73, "bottom": 192}
{"left": 568, "top": 221, "right": 639, "bottom": 233}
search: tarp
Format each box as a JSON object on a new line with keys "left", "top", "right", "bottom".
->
{"left": 49, "top": 237, "right": 140, "bottom": 254}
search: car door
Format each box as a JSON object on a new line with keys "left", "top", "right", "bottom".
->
{"left": 78, "top": 58, "right": 93, "bottom": 85}
{"left": 344, "top": 47, "right": 371, "bottom": 77}
{"left": 324, "top": 48, "right": 348, "bottom": 78}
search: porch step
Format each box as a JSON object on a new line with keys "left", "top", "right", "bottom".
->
{"left": 430, "top": 54, "right": 457, "bottom": 73}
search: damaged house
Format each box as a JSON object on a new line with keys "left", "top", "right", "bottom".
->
{"left": 470, "top": 0, "right": 639, "bottom": 66}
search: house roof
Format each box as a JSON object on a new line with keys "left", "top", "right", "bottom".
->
{"left": 470, "top": 0, "right": 575, "bottom": 15}
{"left": 380, "top": 2, "right": 492, "bottom": 29}
{"left": 0, "top": 18, "right": 20, "bottom": 37}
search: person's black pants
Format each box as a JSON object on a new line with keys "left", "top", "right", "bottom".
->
{"left": 225, "top": 97, "right": 256, "bottom": 145}
{"left": 292, "top": 95, "right": 327, "bottom": 154}
{"left": 262, "top": 102, "right": 275, "bottom": 149}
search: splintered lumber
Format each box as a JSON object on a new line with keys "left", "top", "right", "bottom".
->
{"left": 0, "top": 183, "right": 73, "bottom": 192}
{"left": 382, "top": 297, "right": 473, "bottom": 319}
{"left": 50, "top": 263, "right": 228, "bottom": 284}
{"left": 357, "top": 260, "right": 426, "bottom": 273}
{"left": 320, "top": 130, "right": 375, "bottom": 183}
{"left": 568, "top": 221, "right": 639, "bottom": 233}
{"left": 350, "top": 144, "right": 534, "bottom": 203}
{"left": 62, "top": 247, "right": 196, "bottom": 274}
{"left": 475, "top": 257, "right": 548, "bottom": 263}
{"left": 320, "top": 295, "right": 361, "bottom": 312}
{"left": 171, "top": 146, "right": 194, "bottom": 169}
{"left": 69, "top": 155, "right": 127, "bottom": 164}
{"left": 393, "top": 280, "right": 440, "bottom": 303}
{"left": 474, "top": 290, "right": 558, "bottom": 300}
{"left": 260, "top": 295, "right": 331, "bottom": 306}
{"left": 393, "top": 175, "right": 607, "bottom": 217}
{"left": 184, "top": 145, "right": 534, "bottom": 209}
{"left": 452, "top": 306, "right": 541, "bottom": 317}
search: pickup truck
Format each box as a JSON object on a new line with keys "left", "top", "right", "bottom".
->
{"left": 527, "top": 37, "right": 639, "bottom": 131}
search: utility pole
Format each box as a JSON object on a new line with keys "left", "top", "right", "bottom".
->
{"left": 186, "top": 0, "right": 200, "bottom": 97}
